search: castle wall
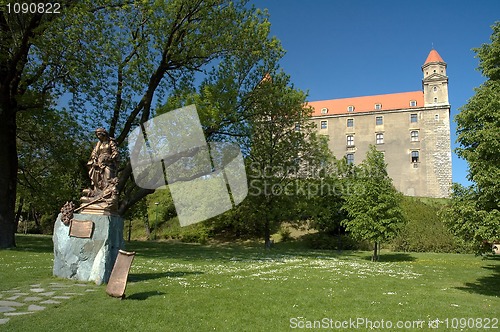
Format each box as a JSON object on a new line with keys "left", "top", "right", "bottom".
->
{"left": 312, "top": 105, "right": 452, "bottom": 198}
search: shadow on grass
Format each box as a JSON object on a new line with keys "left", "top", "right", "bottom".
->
{"left": 126, "top": 290, "right": 167, "bottom": 301}
{"left": 125, "top": 239, "right": 356, "bottom": 262}
{"left": 360, "top": 252, "right": 417, "bottom": 262}
{"left": 12, "top": 234, "right": 418, "bottom": 264}
{"left": 129, "top": 271, "right": 204, "bottom": 283}
{"left": 456, "top": 256, "right": 500, "bottom": 297}
{"left": 13, "top": 234, "right": 54, "bottom": 253}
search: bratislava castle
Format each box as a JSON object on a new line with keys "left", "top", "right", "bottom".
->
{"left": 308, "top": 50, "right": 452, "bottom": 198}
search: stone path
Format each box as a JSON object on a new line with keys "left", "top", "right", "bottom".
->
{"left": 0, "top": 282, "right": 98, "bottom": 325}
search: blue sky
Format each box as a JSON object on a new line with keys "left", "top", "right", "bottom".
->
{"left": 251, "top": 0, "right": 500, "bottom": 186}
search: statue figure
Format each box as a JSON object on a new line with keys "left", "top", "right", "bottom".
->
{"left": 87, "top": 127, "right": 119, "bottom": 192}
{"left": 80, "top": 128, "right": 120, "bottom": 214}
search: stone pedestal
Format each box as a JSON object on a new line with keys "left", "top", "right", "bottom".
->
{"left": 53, "top": 213, "right": 124, "bottom": 285}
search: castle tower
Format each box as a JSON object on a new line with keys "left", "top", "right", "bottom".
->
{"left": 422, "top": 49, "right": 449, "bottom": 107}
{"left": 421, "top": 49, "right": 452, "bottom": 197}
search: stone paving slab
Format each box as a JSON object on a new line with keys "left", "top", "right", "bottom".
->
{"left": 49, "top": 283, "right": 71, "bottom": 287}
{"left": 24, "top": 297, "right": 42, "bottom": 302}
{"left": 0, "top": 301, "right": 24, "bottom": 307}
{"left": 40, "top": 300, "right": 60, "bottom": 305}
{"left": 30, "top": 288, "right": 45, "bottom": 293}
{"left": 2, "top": 289, "right": 20, "bottom": 293}
{"left": 27, "top": 305, "right": 45, "bottom": 311}
{"left": 4, "top": 311, "right": 34, "bottom": 316}
{"left": 0, "top": 282, "right": 98, "bottom": 326}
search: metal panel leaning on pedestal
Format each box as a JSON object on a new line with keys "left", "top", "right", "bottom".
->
{"left": 53, "top": 128, "right": 125, "bottom": 285}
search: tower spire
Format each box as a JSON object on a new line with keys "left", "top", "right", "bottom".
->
{"left": 422, "top": 49, "right": 448, "bottom": 106}
{"left": 423, "top": 49, "right": 445, "bottom": 65}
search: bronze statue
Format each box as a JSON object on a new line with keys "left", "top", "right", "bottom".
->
{"left": 79, "top": 128, "right": 120, "bottom": 215}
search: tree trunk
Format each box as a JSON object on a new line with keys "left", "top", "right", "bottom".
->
{"left": 128, "top": 219, "right": 132, "bottom": 243}
{"left": 0, "top": 108, "right": 18, "bottom": 248}
{"left": 372, "top": 242, "right": 379, "bottom": 262}
{"left": 15, "top": 196, "right": 24, "bottom": 231}
{"left": 144, "top": 216, "right": 151, "bottom": 240}
{"left": 31, "top": 206, "right": 41, "bottom": 233}
{"left": 264, "top": 215, "right": 271, "bottom": 249}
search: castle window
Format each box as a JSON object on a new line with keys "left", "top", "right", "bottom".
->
{"left": 347, "top": 119, "right": 354, "bottom": 127}
{"left": 376, "top": 116, "right": 383, "bottom": 125}
{"left": 410, "top": 113, "right": 418, "bottom": 123}
{"left": 347, "top": 105, "right": 355, "bottom": 112}
{"left": 320, "top": 120, "right": 328, "bottom": 129}
{"left": 433, "top": 86, "right": 438, "bottom": 92}
{"left": 321, "top": 108, "right": 328, "bottom": 114}
{"left": 411, "top": 130, "right": 419, "bottom": 142}
{"left": 411, "top": 151, "right": 419, "bottom": 163}
{"left": 410, "top": 100, "right": 417, "bottom": 107}
{"left": 376, "top": 133, "right": 384, "bottom": 145}
{"left": 434, "top": 97, "right": 438, "bottom": 103}
{"left": 435, "top": 114, "right": 439, "bottom": 121}
{"left": 374, "top": 104, "right": 382, "bottom": 110}
{"left": 347, "top": 135, "right": 354, "bottom": 147}
{"left": 346, "top": 153, "right": 354, "bottom": 165}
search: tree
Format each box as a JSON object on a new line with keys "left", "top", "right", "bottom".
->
{"left": 444, "top": 21, "right": 500, "bottom": 252}
{"left": 243, "top": 72, "right": 329, "bottom": 247}
{"left": 0, "top": 0, "right": 284, "bottom": 248}
{"left": 341, "top": 145, "right": 404, "bottom": 261}
{"left": 0, "top": 2, "right": 78, "bottom": 248}
{"left": 307, "top": 158, "right": 353, "bottom": 248}
{"left": 16, "top": 108, "right": 86, "bottom": 233}
{"left": 441, "top": 184, "right": 497, "bottom": 253}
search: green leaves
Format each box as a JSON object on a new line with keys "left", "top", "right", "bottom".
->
{"left": 441, "top": 184, "right": 499, "bottom": 253}
{"left": 475, "top": 21, "right": 500, "bottom": 81}
{"left": 448, "top": 22, "right": 500, "bottom": 253}
{"left": 341, "top": 146, "right": 404, "bottom": 259}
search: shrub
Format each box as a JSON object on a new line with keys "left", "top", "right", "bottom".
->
{"left": 179, "top": 225, "right": 208, "bottom": 244}
{"left": 16, "top": 220, "right": 39, "bottom": 234}
{"left": 279, "top": 227, "right": 292, "bottom": 242}
{"left": 161, "top": 218, "right": 208, "bottom": 244}
{"left": 163, "top": 219, "right": 182, "bottom": 240}
{"left": 391, "top": 196, "right": 470, "bottom": 253}
{"left": 303, "top": 233, "right": 368, "bottom": 250}
{"left": 40, "top": 214, "right": 55, "bottom": 234}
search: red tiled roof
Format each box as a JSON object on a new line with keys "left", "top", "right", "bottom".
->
{"left": 308, "top": 91, "right": 424, "bottom": 117}
{"left": 424, "top": 49, "right": 444, "bottom": 64}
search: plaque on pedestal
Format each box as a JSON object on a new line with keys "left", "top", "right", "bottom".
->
{"left": 69, "top": 220, "right": 94, "bottom": 238}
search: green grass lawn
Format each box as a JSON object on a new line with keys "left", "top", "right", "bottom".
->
{"left": 1, "top": 235, "right": 499, "bottom": 331}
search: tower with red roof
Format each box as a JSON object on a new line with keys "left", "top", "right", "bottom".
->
{"left": 422, "top": 49, "right": 449, "bottom": 106}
